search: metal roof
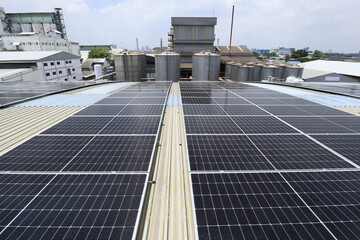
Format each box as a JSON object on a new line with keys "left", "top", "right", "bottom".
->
{"left": 300, "top": 60, "right": 360, "bottom": 78}
{"left": 0, "top": 51, "right": 80, "bottom": 62}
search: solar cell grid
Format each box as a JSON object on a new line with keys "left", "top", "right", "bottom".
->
{"left": 64, "top": 136, "right": 155, "bottom": 172}
{"left": 232, "top": 116, "right": 298, "bottom": 134}
{"left": 280, "top": 117, "right": 356, "bottom": 133}
{"left": 100, "top": 116, "right": 160, "bottom": 134}
{"left": 181, "top": 92, "right": 210, "bottom": 97}
{"left": 182, "top": 98, "right": 219, "bottom": 104}
{"left": 249, "top": 135, "right": 355, "bottom": 169}
{"left": 120, "top": 105, "right": 163, "bottom": 115}
{"left": 129, "top": 98, "right": 165, "bottom": 105}
{"left": 94, "top": 98, "right": 134, "bottom": 105}
{"left": 323, "top": 117, "right": 360, "bottom": 133}
{"left": 187, "top": 135, "right": 274, "bottom": 171}
{"left": 137, "top": 92, "right": 167, "bottom": 97}
{"left": 207, "top": 92, "right": 239, "bottom": 98}
{"left": 43, "top": 117, "right": 112, "bottom": 135}
{"left": 296, "top": 106, "right": 351, "bottom": 116}
{"left": 213, "top": 98, "right": 250, "bottom": 105}
{"left": 185, "top": 116, "right": 243, "bottom": 134}
{"left": 220, "top": 105, "right": 269, "bottom": 116}
{"left": 191, "top": 172, "right": 335, "bottom": 240}
{"left": 183, "top": 105, "right": 226, "bottom": 116}
{"left": 260, "top": 106, "right": 312, "bottom": 116}
{"left": 0, "top": 136, "right": 92, "bottom": 172}
{"left": 0, "top": 174, "right": 146, "bottom": 240}
{"left": 108, "top": 93, "right": 140, "bottom": 98}
{"left": 75, "top": 105, "right": 125, "bottom": 116}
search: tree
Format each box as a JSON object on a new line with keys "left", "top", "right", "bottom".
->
{"left": 291, "top": 49, "right": 308, "bottom": 59}
{"left": 285, "top": 54, "right": 290, "bottom": 62}
{"left": 88, "top": 48, "right": 113, "bottom": 62}
{"left": 253, "top": 51, "right": 260, "bottom": 58}
{"left": 312, "top": 50, "right": 323, "bottom": 59}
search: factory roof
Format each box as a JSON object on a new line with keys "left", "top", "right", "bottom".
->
{"left": 301, "top": 60, "right": 360, "bottom": 78}
{"left": 171, "top": 17, "right": 217, "bottom": 25}
{"left": 81, "top": 58, "right": 110, "bottom": 69}
{"left": 0, "top": 51, "right": 80, "bottom": 63}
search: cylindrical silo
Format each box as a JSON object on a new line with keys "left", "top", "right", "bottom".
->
{"left": 284, "top": 65, "right": 300, "bottom": 79}
{"left": 230, "top": 63, "right": 241, "bottom": 81}
{"left": 247, "top": 66, "right": 254, "bottom": 82}
{"left": 253, "top": 64, "right": 262, "bottom": 81}
{"left": 155, "top": 52, "right": 180, "bottom": 81}
{"left": 260, "top": 66, "right": 275, "bottom": 81}
{"left": 225, "top": 61, "right": 234, "bottom": 78}
{"left": 298, "top": 66, "right": 304, "bottom": 78}
{"left": 278, "top": 64, "right": 286, "bottom": 80}
{"left": 114, "top": 52, "right": 143, "bottom": 81}
{"left": 236, "top": 65, "right": 248, "bottom": 82}
{"left": 192, "top": 52, "right": 220, "bottom": 81}
{"left": 273, "top": 66, "right": 279, "bottom": 79}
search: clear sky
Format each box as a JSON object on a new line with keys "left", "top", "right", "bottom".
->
{"left": 2, "top": 0, "right": 360, "bottom": 53}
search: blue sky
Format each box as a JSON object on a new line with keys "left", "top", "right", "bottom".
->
{"left": 2, "top": 0, "right": 360, "bottom": 53}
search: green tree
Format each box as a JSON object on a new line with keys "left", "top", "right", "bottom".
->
{"left": 312, "top": 50, "right": 323, "bottom": 59}
{"left": 285, "top": 54, "right": 290, "bottom": 62}
{"left": 88, "top": 48, "right": 113, "bottom": 62}
{"left": 291, "top": 49, "right": 308, "bottom": 59}
{"left": 263, "top": 52, "right": 278, "bottom": 57}
{"left": 253, "top": 51, "right": 260, "bottom": 58}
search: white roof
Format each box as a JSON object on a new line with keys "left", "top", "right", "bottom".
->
{"left": 0, "top": 51, "right": 61, "bottom": 61}
{"left": 19, "top": 32, "right": 37, "bottom": 36}
{"left": 300, "top": 60, "right": 360, "bottom": 78}
{"left": 48, "top": 29, "right": 62, "bottom": 34}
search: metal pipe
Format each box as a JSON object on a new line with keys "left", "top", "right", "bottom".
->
{"left": 229, "top": 5, "right": 235, "bottom": 57}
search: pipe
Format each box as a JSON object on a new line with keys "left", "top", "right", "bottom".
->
{"left": 229, "top": 5, "right": 235, "bottom": 57}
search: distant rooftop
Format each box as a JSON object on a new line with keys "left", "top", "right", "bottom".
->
{"left": 171, "top": 17, "right": 217, "bottom": 25}
{"left": 0, "top": 51, "right": 80, "bottom": 63}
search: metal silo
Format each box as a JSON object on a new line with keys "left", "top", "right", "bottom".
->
{"left": 278, "top": 64, "right": 286, "bottom": 80}
{"left": 114, "top": 52, "right": 143, "bottom": 81}
{"left": 260, "top": 66, "right": 275, "bottom": 81}
{"left": 273, "top": 66, "right": 280, "bottom": 79}
{"left": 155, "top": 52, "right": 180, "bottom": 81}
{"left": 247, "top": 66, "right": 254, "bottom": 82}
{"left": 192, "top": 52, "right": 220, "bottom": 81}
{"left": 284, "top": 65, "right": 300, "bottom": 79}
{"left": 230, "top": 63, "right": 240, "bottom": 81}
{"left": 225, "top": 61, "right": 234, "bottom": 78}
{"left": 253, "top": 64, "right": 262, "bottom": 81}
{"left": 236, "top": 65, "right": 248, "bottom": 82}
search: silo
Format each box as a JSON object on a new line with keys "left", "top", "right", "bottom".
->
{"left": 278, "top": 64, "right": 286, "bottom": 80}
{"left": 273, "top": 66, "right": 280, "bottom": 79}
{"left": 260, "top": 66, "right": 275, "bottom": 81}
{"left": 284, "top": 65, "right": 300, "bottom": 79}
{"left": 230, "top": 63, "right": 240, "bottom": 81}
{"left": 247, "top": 66, "right": 254, "bottom": 82}
{"left": 298, "top": 66, "right": 304, "bottom": 78}
{"left": 225, "top": 61, "right": 234, "bottom": 78}
{"left": 114, "top": 52, "right": 143, "bottom": 81}
{"left": 155, "top": 52, "right": 180, "bottom": 81}
{"left": 253, "top": 64, "right": 262, "bottom": 81}
{"left": 192, "top": 52, "right": 220, "bottom": 81}
{"left": 236, "top": 65, "right": 248, "bottom": 82}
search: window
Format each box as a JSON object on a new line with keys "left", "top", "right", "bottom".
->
{"left": 73, "top": 76, "right": 76, "bottom": 79}
{"left": 72, "top": 68, "right": 75, "bottom": 71}
{"left": 59, "top": 70, "right": 62, "bottom": 74}
{"left": 50, "top": 62, "right": 54, "bottom": 66}
{"left": 67, "top": 69, "right": 71, "bottom": 75}
{"left": 46, "top": 73, "right": 50, "bottom": 76}
{"left": 65, "top": 61, "right": 68, "bottom": 64}
{"left": 57, "top": 43, "right": 59, "bottom": 46}
{"left": 64, "top": 78, "right": 68, "bottom": 81}
{"left": 57, "top": 62, "right": 60, "bottom": 65}
{"left": 44, "top": 63, "right": 48, "bottom": 66}
{"left": 42, "top": 43, "right": 44, "bottom": 45}
{"left": 52, "top": 72, "right": 56, "bottom": 75}
{"left": 36, "top": 42, "right": 39, "bottom": 45}
{"left": 69, "top": 60, "right": 72, "bottom": 64}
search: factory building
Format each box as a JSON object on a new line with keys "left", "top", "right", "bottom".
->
{"left": 0, "top": 51, "right": 82, "bottom": 82}
{"left": 0, "top": 7, "right": 80, "bottom": 56}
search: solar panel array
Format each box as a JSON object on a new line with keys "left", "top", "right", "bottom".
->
{"left": 0, "top": 82, "right": 171, "bottom": 239}
{"left": 180, "top": 81, "right": 360, "bottom": 240}
{"left": 0, "top": 81, "right": 97, "bottom": 107}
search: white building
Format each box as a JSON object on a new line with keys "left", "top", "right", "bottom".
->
{"left": 0, "top": 51, "right": 82, "bottom": 82}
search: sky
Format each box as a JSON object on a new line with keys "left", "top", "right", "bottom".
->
{"left": 2, "top": 0, "right": 360, "bottom": 53}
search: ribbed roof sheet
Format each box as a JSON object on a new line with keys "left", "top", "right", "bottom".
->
{"left": 74, "top": 82, "right": 135, "bottom": 95}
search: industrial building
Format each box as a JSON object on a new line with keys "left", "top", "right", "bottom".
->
{"left": 0, "top": 7, "right": 80, "bottom": 56}
{"left": 81, "top": 58, "right": 111, "bottom": 80}
{"left": 0, "top": 79, "right": 360, "bottom": 240}
{"left": 0, "top": 51, "right": 82, "bottom": 81}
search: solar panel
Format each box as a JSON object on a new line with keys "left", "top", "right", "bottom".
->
{"left": 75, "top": 105, "right": 126, "bottom": 116}
{"left": 120, "top": 105, "right": 164, "bottom": 116}
{"left": 247, "top": 98, "right": 288, "bottom": 105}
{"left": 220, "top": 105, "right": 269, "bottom": 116}
{"left": 0, "top": 174, "right": 147, "bottom": 240}
{"left": 213, "top": 98, "right": 250, "bottom": 105}
{"left": 296, "top": 106, "right": 351, "bottom": 116}
{"left": 280, "top": 117, "right": 356, "bottom": 133}
{"left": 187, "top": 135, "right": 274, "bottom": 171}
{"left": 109, "top": 92, "right": 140, "bottom": 98}
{"left": 63, "top": 136, "right": 156, "bottom": 172}
{"left": 181, "top": 98, "right": 219, "bottom": 104}
{"left": 183, "top": 105, "right": 226, "bottom": 115}
{"left": 130, "top": 98, "right": 165, "bottom": 105}
{"left": 323, "top": 117, "right": 360, "bottom": 133}
{"left": 191, "top": 172, "right": 335, "bottom": 240}
{"left": 232, "top": 116, "right": 298, "bottom": 134}
{"left": 137, "top": 92, "right": 167, "bottom": 97}
{"left": 0, "top": 136, "right": 92, "bottom": 171}
{"left": 43, "top": 117, "right": 112, "bottom": 135}
{"left": 185, "top": 116, "right": 243, "bottom": 134}
{"left": 248, "top": 135, "right": 355, "bottom": 169}
{"left": 312, "top": 135, "right": 360, "bottom": 165}
{"left": 100, "top": 116, "right": 160, "bottom": 134}
{"left": 207, "top": 92, "right": 238, "bottom": 98}
{"left": 260, "top": 106, "right": 312, "bottom": 116}
{"left": 181, "top": 92, "right": 211, "bottom": 97}
{"left": 94, "top": 98, "right": 134, "bottom": 105}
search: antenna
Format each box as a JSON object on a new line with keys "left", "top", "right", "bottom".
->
{"left": 136, "top": 38, "right": 139, "bottom": 51}
{"left": 229, "top": 5, "right": 235, "bottom": 57}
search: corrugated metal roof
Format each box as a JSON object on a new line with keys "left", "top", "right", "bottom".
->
{"left": 247, "top": 83, "right": 360, "bottom": 107}
{"left": 15, "top": 94, "right": 108, "bottom": 107}
{"left": 166, "top": 94, "right": 181, "bottom": 106}
{"left": 74, "top": 82, "right": 135, "bottom": 95}
{"left": 300, "top": 60, "right": 360, "bottom": 78}
{"left": 0, "top": 51, "right": 61, "bottom": 61}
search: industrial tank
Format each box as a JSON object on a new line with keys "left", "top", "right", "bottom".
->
{"left": 230, "top": 63, "right": 241, "bottom": 81}
{"left": 155, "top": 52, "right": 180, "bottom": 81}
{"left": 236, "top": 65, "right": 248, "bottom": 82}
{"left": 278, "top": 64, "right": 286, "bottom": 80}
{"left": 260, "top": 66, "right": 276, "bottom": 81}
{"left": 253, "top": 64, "right": 262, "bottom": 81}
{"left": 192, "top": 52, "right": 220, "bottom": 81}
{"left": 273, "top": 66, "right": 280, "bottom": 79}
{"left": 284, "top": 65, "right": 300, "bottom": 79}
{"left": 114, "top": 52, "right": 144, "bottom": 81}
{"left": 247, "top": 66, "right": 254, "bottom": 82}
{"left": 225, "top": 61, "right": 234, "bottom": 78}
